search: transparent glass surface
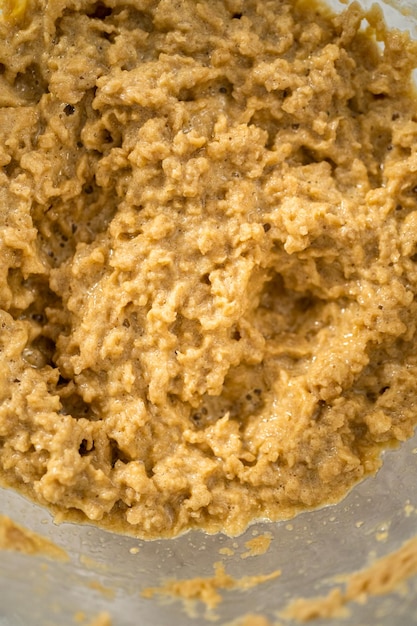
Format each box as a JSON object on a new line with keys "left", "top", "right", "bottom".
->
{"left": 1, "top": 1, "right": 417, "bottom": 625}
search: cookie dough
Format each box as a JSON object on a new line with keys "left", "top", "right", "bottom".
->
{"left": 281, "top": 535, "right": 417, "bottom": 622}
{"left": 142, "top": 560, "right": 281, "bottom": 613}
{"left": 0, "top": 514, "right": 68, "bottom": 560}
{"left": 1, "top": 0, "right": 417, "bottom": 538}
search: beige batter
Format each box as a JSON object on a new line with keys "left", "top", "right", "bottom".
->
{"left": 0, "top": 513, "right": 68, "bottom": 560}
{"left": 280, "top": 535, "right": 417, "bottom": 622}
{"left": 216, "top": 536, "right": 417, "bottom": 624}
{"left": 75, "top": 612, "right": 112, "bottom": 626}
{"left": 140, "top": 536, "right": 417, "bottom": 622}
{"left": 142, "top": 560, "right": 281, "bottom": 615}
{"left": 1, "top": 0, "right": 417, "bottom": 539}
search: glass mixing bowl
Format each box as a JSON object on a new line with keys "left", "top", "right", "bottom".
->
{"left": 1, "top": 1, "right": 417, "bottom": 625}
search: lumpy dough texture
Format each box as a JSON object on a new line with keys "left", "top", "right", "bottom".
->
{"left": 1, "top": 0, "right": 417, "bottom": 538}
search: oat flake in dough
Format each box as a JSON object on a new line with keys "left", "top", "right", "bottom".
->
{"left": 1, "top": 0, "right": 417, "bottom": 539}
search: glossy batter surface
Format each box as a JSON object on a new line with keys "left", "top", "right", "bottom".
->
{"left": 1, "top": 0, "right": 417, "bottom": 538}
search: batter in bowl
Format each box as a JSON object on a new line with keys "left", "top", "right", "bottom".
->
{"left": 0, "top": 0, "right": 417, "bottom": 538}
